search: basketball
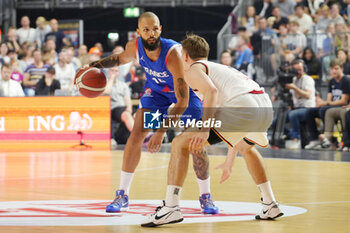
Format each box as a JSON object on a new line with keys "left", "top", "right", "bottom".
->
{"left": 74, "top": 67, "right": 107, "bottom": 98}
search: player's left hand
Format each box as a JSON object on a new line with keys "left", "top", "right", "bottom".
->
{"left": 188, "top": 131, "right": 209, "bottom": 154}
{"left": 147, "top": 131, "right": 165, "bottom": 153}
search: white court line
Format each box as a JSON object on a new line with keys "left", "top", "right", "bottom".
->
{"left": 285, "top": 200, "right": 350, "bottom": 205}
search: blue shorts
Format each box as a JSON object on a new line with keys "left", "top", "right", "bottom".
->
{"left": 140, "top": 87, "right": 202, "bottom": 121}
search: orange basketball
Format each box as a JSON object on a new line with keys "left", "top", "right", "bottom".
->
{"left": 75, "top": 67, "right": 107, "bottom": 98}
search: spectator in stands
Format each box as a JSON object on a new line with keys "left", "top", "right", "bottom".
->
{"left": 283, "top": 21, "right": 307, "bottom": 62}
{"left": 220, "top": 49, "right": 233, "bottom": 67}
{"left": 335, "top": 22, "right": 350, "bottom": 51}
{"left": 337, "top": 49, "right": 350, "bottom": 75}
{"left": 17, "top": 16, "right": 36, "bottom": 45}
{"left": 21, "top": 42, "right": 35, "bottom": 66}
{"left": 23, "top": 49, "right": 50, "bottom": 96}
{"left": 254, "top": 0, "right": 273, "bottom": 18}
{"left": 43, "top": 39, "right": 58, "bottom": 60}
{"left": 88, "top": 47, "right": 102, "bottom": 64}
{"left": 34, "top": 16, "right": 51, "bottom": 49}
{"left": 53, "top": 49, "right": 75, "bottom": 91}
{"left": 7, "top": 49, "right": 26, "bottom": 75}
{"left": 304, "top": 59, "right": 350, "bottom": 149}
{"left": 241, "top": 6, "right": 257, "bottom": 35}
{"left": 0, "top": 64, "right": 25, "bottom": 97}
{"left": 329, "top": 3, "right": 346, "bottom": 25}
{"left": 94, "top": 42, "right": 104, "bottom": 55}
{"left": 103, "top": 66, "right": 134, "bottom": 144}
{"left": 317, "top": 23, "right": 336, "bottom": 79}
{"left": 284, "top": 59, "right": 316, "bottom": 149}
{"left": 271, "top": 6, "right": 289, "bottom": 33}
{"left": 235, "top": 35, "right": 254, "bottom": 71}
{"left": 66, "top": 46, "right": 81, "bottom": 71}
{"left": 251, "top": 17, "right": 277, "bottom": 57}
{"left": 302, "top": 47, "right": 321, "bottom": 77}
{"left": 45, "top": 19, "right": 69, "bottom": 52}
{"left": 304, "top": 0, "right": 324, "bottom": 18}
{"left": 316, "top": 5, "right": 331, "bottom": 32}
{"left": 0, "top": 42, "right": 10, "bottom": 65}
{"left": 4, "top": 27, "right": 20, "bottom": 52}
{"left": 290, "top": 4, "right": 314, "bottom": 34}
{"left": 42, "top": 51, "right": 56, "bottom": 66}
{"left": 35, "top": 66, "right": 61, "bottom": 96}
{"left": 273, "top": 0, "right": 296, "bottom": 18}
{"left": 78, "top": 44, "right": 89, "bottom": 66}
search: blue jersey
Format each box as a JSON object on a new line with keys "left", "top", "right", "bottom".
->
{"left": 137, "top": 37, "right": 179, "bottom": 93}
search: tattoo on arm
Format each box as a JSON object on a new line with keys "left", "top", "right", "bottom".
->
{"left": 192, "top": 149, "right": 209, "bottom": 180}
{"left": 176, "top": 78, "right": 187, "bottom": 99}
{"left": 90, "top": 55, "right": 120, "bottom": 68}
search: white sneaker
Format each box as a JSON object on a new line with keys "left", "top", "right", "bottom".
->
{"left": 255, "top": 201, "right": 284, "bottom": 220}
{"left": 286, "top": 139, "right": 300, "bottom": 150}
{"left": 305, "top": 140, "right": 320, "bottom": 150}
{"left": 141, "top": 201, "right": 183, "bottom": 227}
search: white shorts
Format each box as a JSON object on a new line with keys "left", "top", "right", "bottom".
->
{"left": 213, "top": 93, "right": 273, "bottom": 148}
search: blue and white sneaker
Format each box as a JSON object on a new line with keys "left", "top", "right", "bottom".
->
{"left": 105, "top": 190, "right": 129, "bottom": 213}
{"left": 199, "top": 193, "right": 219, "bottom": 214}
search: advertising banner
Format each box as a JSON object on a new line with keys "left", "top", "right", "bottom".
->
{"left": 0, "top": 96, "right": 110, "bottom": 151}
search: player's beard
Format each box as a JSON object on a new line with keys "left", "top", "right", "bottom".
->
{"left": 141, "top": 36, "right": 161, "bottom": 51}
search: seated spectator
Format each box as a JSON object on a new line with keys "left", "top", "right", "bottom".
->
{"left": 317, "top": 23, "right": 336, "bottom": 79}
{"left": 254, "top": 0, "right": 273, "bottom": 18}
{"left": 282, "top": 21, "right": 307, "bottom": 61}
{"left": 329, "top": 3, "right": 345, "bottom": 25}
{"left": 7, "top": 49, "right": 26, "bottom": 76}
{"left": 66, "top": 46, "right": 81, "bottom": 71}
{"left": 45, "top": 19, "right": 70, "bottom": 52}
{"left": 304, "top": 0, "right": 324, "bottom": 18}
{"left": 235, "top": 35, "right": 254, "bottom": 72}
{"left": 78, "top": 45, "right": 89, "bottom": 66}
{"left": 111, "top": 45, "right": 132, "bottom": 82}
{"left": 112, "top": 45, "right": 124, "bottom": 54}
{"left": 53, "top": 49, "right": 75, "bottom": 91}
{"left": 271, "top": 6, "right": 289, "bottom": 33}
{"left": 23, "top": 49, "right": 50, "bottom": 96}
{"left": 302, "top": 47, "right": 321, "bottom": 77}
{"left": 130, "top": 66, "right": 146, "bottom": 99}
{"left": 290, "top": 3, "right": 314, "bottom": 34}
{"left": 273, "top": 0, "right": 296, "bottom": 18}
{"left": 21, "top": 42, "right": 35, "bottom": 66}
{"left": 251, "top": 17, "right": 277, "bottom": 57}
{"left": 337, "top": 49, "right": 350, "bottom": 75}
{"left": 283, "top": 60, "right": 316, "bottom": 149}
{"left": 335, "top": 22, "right": 350, "bottom": 51}
{"left": 0, "top": 42, "right": 10, "bottom": 65}
{"left": 0, "top": 64, "right": 25, "bottom": 97}
{"left": 4, "top": 27, "right": 20, "bottom": 52}
{"left": 241, "top": 6, "right": 257, "bottom": 34}
{"left": 316, "top": 5, "right": 331, "bottom": 32}
{"left": 17, "top": 16, "right": 36, "bottom": 45}
{"left": 305, "top": 59, "right": 350, "bottom": 149}
{"left": 103, "top": 67, "right": 134, "bottom": 144}
{"left": 220, "top": 49, "right": 233, "bottom": 67}
{"left": 34, "top": 16, "right": 51, "bottom": 49}
{"left": 35, "top": 66, "right": 61, "bottom": 96}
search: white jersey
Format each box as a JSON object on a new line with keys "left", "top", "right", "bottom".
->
{"left": 193, "top": 60, "right": 263, "bottom": 106}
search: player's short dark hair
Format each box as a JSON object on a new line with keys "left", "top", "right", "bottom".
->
{"left": 181, "top": 34, "right": 209, "bottom": 60}
{"left": 330, "top": 58, "right": 344, "bottom": 68}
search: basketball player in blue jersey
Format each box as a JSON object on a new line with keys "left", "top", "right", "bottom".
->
{"left": 87, "top": 12, "right": 219, "bottom": 214}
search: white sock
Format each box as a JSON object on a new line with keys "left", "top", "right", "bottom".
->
{"left": 257, "top": 181, "right": 276, "bottom": 204}
{"left": 197, "top": 177, "right": 210, "bottom": 195}
{"left": 165, "top": 185, "right": 182, "bottom": 206}
{"left": 119, "top": 171, "right": 134, "bottom": 195}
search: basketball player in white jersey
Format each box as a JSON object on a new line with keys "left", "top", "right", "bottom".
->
{"left": 142, "top": 34, "right": 283, "bottom": 227}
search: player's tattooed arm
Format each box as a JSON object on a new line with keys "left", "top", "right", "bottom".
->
{"left": 192, "top": 149, "right": 209, "bottom": 180}
{"left": 89, "top": 55, "right": 120, "bottom": 68}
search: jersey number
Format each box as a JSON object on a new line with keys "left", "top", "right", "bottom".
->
{"left": 152, "top": 78, "right": 166, "bottom": 84}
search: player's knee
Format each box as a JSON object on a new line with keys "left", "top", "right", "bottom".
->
{"left": 236, "top": 139, "right": 254, "bottom": 154}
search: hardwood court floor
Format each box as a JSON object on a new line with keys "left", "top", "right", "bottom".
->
{"left": 0, "top": 148, "right": 349, "bottom": 233}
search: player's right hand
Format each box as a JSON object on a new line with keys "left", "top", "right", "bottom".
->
{"left": 215, "top": 163, "right": 232, "bottom": 184}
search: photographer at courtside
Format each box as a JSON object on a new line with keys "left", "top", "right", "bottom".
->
{"left": 284, "top": 59, "right": 316, "bottom": 149}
